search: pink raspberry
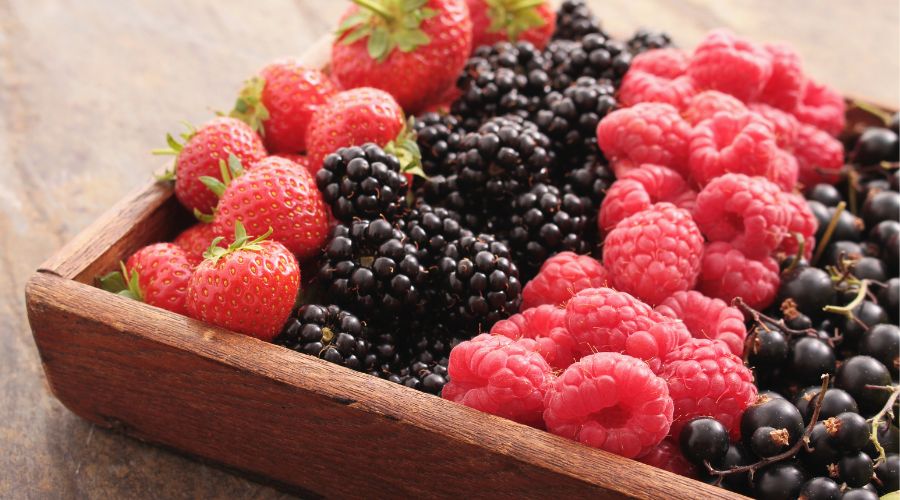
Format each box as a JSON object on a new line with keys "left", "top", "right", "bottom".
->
{"left": 793, "top": 80, "right": 846, "bottom": 136}
{"left": 521, "top": 252, "right": 608, "bottom": 310}
{"left": 565, "top": 287, "right": 691, "bottom": 371}
{"left": 598, "top": 164, "right": 696, "bottom": 232}
{"left": 638, "top": 438, "right": 699, "bottom": 478}
{"left": 661, "top": 338, "right": 758, "bottom": 440}
{"left": 692, "top": 174, "right": 789, "bottom": 259}
{"left": 794, "top": 122, "right": 845, "bottom": 187}
{"left": 604, "top": 203, "right": 705, "bottom": 306}
{"left": 697, "top": 241, "right": 781, "bottom": 310}
{"left": 777, "top": 192, "right": 818, "bottom": 260}
{"left": 490, "top": 305, "right": 578, "bottom": 370}
{"left": 687, "top": 29, "right": 773, "bottom": 102}
{"left": 655, "top": 290, "right": 748, "bottom": 358}
{"left": 757, "top": 43, "right": 806, "bottom": 111}
{"left": 749, "top": 103, "right": 800, "bottom": 149}
{"left": 619, "top": 71, "right": 696, "bottom": 110}
{"left": 682, "top": 90, "right": 747, "bottom": 126}
{"left": 596, "top": 103, "right": 693, "bottom": 176}
{"left": 688, "top": 111, "right": 780, "bottom": 186}
{"left": 771, "top": 148, "right": 800, "bottom": 192}
{"left": 442, "top": 334, "right": 552, "bottom": 428}
{"left": 629, "top": 48, "right": 690, "bottom": 78}
{"left": 543, "top": 352, "right": 674, "bottom": 459}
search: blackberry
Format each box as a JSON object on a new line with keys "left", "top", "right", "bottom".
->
{"left": 533, "top": 76, "right": 617, "bottom": 163}
{"left": 506, "top": 183, "right": 590, "bottom": 274}
{"left": 552, "top": 0, "right": 607, "bottom": 42}
{"left": 316, "top": 143, "right": 410, "bottom": 223}
{"left": 276, "top": 304, "right": 371, "bottom": 370}
{"left": 318, "top": 218, "right": 425, "bottom": 317}
{"left": 402, "top": 356, "right": 449, "bottom": 395}
{"left": 544, "top": 34, "right": 632, "bottom": 90}
{"left": 366, "top": 329, "right": 403, "bottom": 377}
{"left": 560, "top": 156, "right": 615, "bottom": 210}
{"left": 438, "top": 233, "right": 522, "bottom": 331}
{"left": 626, "top": 28, "right": 675, "bottom": 55}
{"left": 399, "top": 202, "right": 466, "bottom": 267}
{"left": 413, "top": 112, "right": 463, "bottom": 177}
{"left": 452, "top": 42, "right": 550, "bottom": 131}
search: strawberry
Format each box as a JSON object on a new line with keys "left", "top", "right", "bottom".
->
{"left": 186, "top": 222, "right": 300, "bottom": 341}
{"left": 331, "top": 0, "right": 472, "bottom": 114}
{"left": 99, "top": 243, "right": 195, "bottom": 315}
{"left": 204, "top": 155, "right": 329, "bottom": 261}
{"left": 272, "top": 153, "right": 313, "bottom": 174}
{"left": 230, "top": 62, "right": 337, "bottom": 154}
{"left": 173, "top": 223, "right": 221, "bottom": 264}
{"left": 466, "top": 0, "right": 555, "bottom": 50}
{"left": 155, "top": 117, "right": 266, "bottom": 214}
{"left": 305, "top": 87, "right": 423, "bottom": 176}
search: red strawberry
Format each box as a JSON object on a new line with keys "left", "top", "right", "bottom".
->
{"left": 205, "top": 155, "right": 328, "bottom": 261}
{"left": 306, "top": 87, "right": 422, "bottom": 175}
{"left": 155, "top": 117, "right": 266, "bottom": 214}
{"left": 99, "top": 243, "right": 194, "bottom": 315}
{"left": 331, "top": 0, "right": 472, "bottom": 114}
{"left": 230, "top": 62, "right": 337, "bottom": 154}
{"left": 272, "top": 153, "right": 313, "bottom": 174}
{"left": 186, "top": 222, "right": 300, "bottom": 341}
{"left": 173, "top": 223, "right": 221, "bottom": 264}
{"left": 466, "top": 0, "right": 555, "bottom": 51}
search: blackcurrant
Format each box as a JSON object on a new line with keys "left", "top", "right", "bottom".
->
{"left": 841, "top": 487, "right": 879, "bottom": 500}
{"left": 750, "top": 425, "right": 790, "bottom": 457}
{"left": 749, "top": 326, "right": 789, "bottom": 366}
{"left": 794, "top": 387, "right": 858, "bottom": 422}
{"left": 862, "top": 190, "right": 900, "bottom": 229}
{"left": 808, "top": 184, "right": 843, "bottom": 207}
{"left": 874, "top": 453, "right": 899, "bottom": 495}
{"left": 859, "top": 324, "right": 900, "bottom": 377}
{"left": 778, "top": 267, "right": 836, "bottom": 321}
{"left": 798, "top": 477, "right": 842, "bottom": 500}
{"left": 863, "top": 421, "right": 900, "bottom": 456}
{"left": 741, "top": 396, "right": 805, "bottom": 448}
{"left": 825, "top": 412, "right": 869, "bottom": 453}
{"left": 679, "top": 417, "right": 729, "bottom": 465}
{"left": 854, "top": 127, "right": 899, "bottom": 165}
{"left": 879, "top": 277, "right": 900, "bottom": 324}
{"left": 838, "top": 301, "right": 889, "bottom": 345}
{"left": 853, "top": 256, "right": 887, "bottom": 282}
{"left": 838, "top": 451, "right": 875, "bottom": 488}
{"left": 835, "top": 356, "right": 892, "bottom": 415}
{"left": 754, "top": 461, "right": 806, "bottom": 500}
{"left": 788, "top": 337, "right": 836, "bottom": 386}
{"left": 803, "top": 422, "right": 840, "bottom": 473}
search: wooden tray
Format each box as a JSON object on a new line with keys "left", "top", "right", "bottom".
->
{"left": 24, "top": 34, "right": 896, "bottom": 499}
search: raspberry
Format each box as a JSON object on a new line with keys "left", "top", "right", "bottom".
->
{"left": 564, "top": 287, "right": 691, "bottom": 371}
{"left": 749, "top": 103, "right": 800, "bottom": 149}
{"left": 697, "top": 241, "right": 781, "bottom": 310}
{"left": 793, "top": 80, "right": 846, "bottom": 136}
{"left": 794, "top": 122, "right": 845, "bottom": 187}
{"left": 442, "top": 334, "right": 552, "bottom": 428}
{"left": 543, "top": 352, "right": 674, "bottom": 458}
{"left": 771, "top": 148, "right": 800, "bottom": 192}
{"left": 598, "top": 164, "right": 695, "bottom": 231}
{"left": 596, "top": 103, "right": 693, "bottom": 177}
{"left": 638, "top": 438, "right": 699, "bottom": 478}
{"left": 629, "top": 48, "right": 690, "bottom": 78}
{"left": 688, "top": 112, "right": 780, "bottom": 186}
{"left": 682, "top": 90, "right": 747, "bottom": 126}
{"left": 655, "top": 291, "right": 748, "bottom": 358}
{"left": 521, "top": 252, "right": 608, "bottom": 310}
{"left": 687, "top": 29, "right": 773, "bottom": 102}
{"left": 661, "top": 338, "right": 758, "bottom": 440}
{"left": 603, "top": 203, "right": 705, "bottom": 306}
{"left": 692, "top": 174, "right": 789, "bottom": 259}
{"left": 619, "top": 71, "right": 696, "bottom": 109}
{"left": 490, "top": 305, "right": 578, "bottom": 370}
{"left": 777, "top": 192, "right": 818, "bottom": 260}
{"left": 757, "top": 43, "right": 806, "bottom": 111}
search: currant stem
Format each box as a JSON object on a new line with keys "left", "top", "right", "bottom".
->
{"left": 865, "top": 383, "right": 900, "bottom": 465}
{"left": 812, "top": 201, "right": 846, "bottom": 266}
{"left": 823, "top": 280, "right": 869, "bottom": 318}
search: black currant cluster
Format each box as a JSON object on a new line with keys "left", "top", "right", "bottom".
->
{"left": 677, "top": 116, "right": 900, "bottom": 499}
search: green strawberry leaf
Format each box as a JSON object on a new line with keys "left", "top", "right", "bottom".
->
{"left": 97, "top": 263, "right": 143, "bottom": 301}
{"left": 485, "top": 0, "right": 547, "bottom": 40}
{"left": 337, "top": 0, "right": 437, "bottom": 63}
{"left": 367, "top": 29, "right": 390, "bottom": 61}
{"left": 229, "top": 76, "right": 269, "bottom": 136}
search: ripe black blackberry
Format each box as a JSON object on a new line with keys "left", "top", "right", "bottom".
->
{"left": 315, "top": 143, "right": 409, "bottom": 223}
{"left": 533, "top": 76, "right": 617, "bottom": 163}
{"left": 437, "top": 233, "right": 522, "bottom": 330}
{"left": 552, "top": 0, "right": 607, "bottom": 42}
{"left": 399, "top": 202, "right": 466, "bottom": 267}
{"left": 413, "top": 112, "right": 463, "bottom": 177}
{"left": 276, "top": 304, "right": 371, "bottom": 371}
{"left": 560, "top": 156, "right": 615, "bottom": 210}
{"left": 318, "top": 218, "right": 425, "bottom": 318}
{"left": 544, "top": 34, "right": 632, "bottom": 90}
{"left": 626, "top": 28, "right": 675, "bottom": 54}
{"left": 506, "top": 183, "right": 590, "bottom": 275}
{"left": 451, "top": 42, "right": 551, "bottom": 130}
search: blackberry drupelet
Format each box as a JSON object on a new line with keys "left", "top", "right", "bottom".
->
{"left": 365, "top": 329, "right": 403, "bottom": 378}
{"left": 533, "top": 76, "right": 617, "bottom": 163}
{"left": 544, "top": 34, "right": 632, "bottom": 90}
{"left": 318, "top": 218, "right": 425, "bottom": 317}
{"left": 552, "top": 0, "right": 607, "bottom": 42}
{"left": 316, "top": 143, "right": 409, "bottom": 223}
{"left": 276, "top": 304, "right": 371, "bottom": 370}
{"left": 451, "top": 42, "right": 551, "bottom": 131}
{"left": 626, "top": 28, "right": 675, "bottom": 54}
{"left": 438, "top": 233, "right": 522, "bottom": 331}
{"left": 560, "top": 156, "right": 615, "bottom": 210}
{"left": 507, "top": 183, "right": 590, "bottom": 275}
{"left": 399, "top": 202, "right": 466, "bottom": 268}
{"left": 413, "top": 112, "right": 463, "bottom": 177}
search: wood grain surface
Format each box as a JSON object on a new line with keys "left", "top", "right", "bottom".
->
{"left": 2, "top": 0, "right": 898, "bottom": 498}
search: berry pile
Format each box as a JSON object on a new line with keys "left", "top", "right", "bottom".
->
{"left": 96, "top": 0, "right": 899, "bottom": 496}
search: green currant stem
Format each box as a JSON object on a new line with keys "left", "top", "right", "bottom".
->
{"left": 706, "top": 375, "right": 831, "bottom": 478}
{"left": 823, "top": 280, "right": 868, "bottom": 318}
{"left": 782, "top": 232, "right": 805, "bottom": 275}
{"left": 812, "top": 201, "right": 846, "bottom": 266}
{"left": 865, "top": 383, "right": 900, "bottom": 466}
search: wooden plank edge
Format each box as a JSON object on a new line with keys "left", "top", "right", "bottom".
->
{"left": 25, "top": 271, "right": 744, "bottom": 500}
